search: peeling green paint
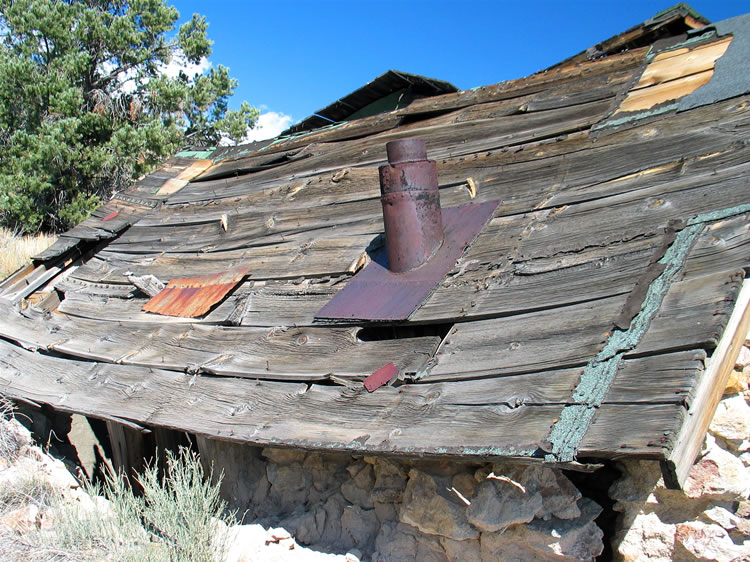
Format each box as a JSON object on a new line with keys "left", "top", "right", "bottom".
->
{"left": 175, "top": 148, "right": 216, "bottom": 159}
{"left": 686, "top": 203, "right": 750, "bottom": 225}
{"left": 649, "top": 3, "right": 707, "bottom": 24}
{"left": 546, "top": 204, "right": 750, "bottom": 463}
{"left": 593, "top": 103, "right": 679, "bottom": 131}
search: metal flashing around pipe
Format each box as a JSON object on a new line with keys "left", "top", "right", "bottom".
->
{"left": 315, "top": 138, "right": 500, "bottom": 322}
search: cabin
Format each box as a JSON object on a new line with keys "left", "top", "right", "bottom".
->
{"left": 1, "top": 4, "right": 748, "bottom": 559}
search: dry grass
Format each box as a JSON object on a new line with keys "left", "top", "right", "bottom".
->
{"left": 0, "top": 228, "right": 57, "bottom": 281}
{"left": 0, "top": 398, "right": 234, "bottom": 562}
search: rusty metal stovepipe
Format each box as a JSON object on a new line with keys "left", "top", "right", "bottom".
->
{"left": 378, "top": 138, "right": 444, "bottom": 273}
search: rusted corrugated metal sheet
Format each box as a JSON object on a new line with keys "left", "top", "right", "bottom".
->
{"left": 316, "top": 200, "right": 499, "bottom": 321}
{"left": 142, "top": 268, "right": 249, "bottom": 318}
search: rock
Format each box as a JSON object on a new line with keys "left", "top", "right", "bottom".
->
{"left": 341, "top": 480, "right": 374, "bottom": 509}
{"left": 373, "top": 521, "right": 418, "bottom": 560}
{"left": 320, "top": 492, "right": 347, "bottom": 546}
{"left": 285, "top": 506, "right": 326, "bottom": 545}
{"left": 736, "top": 346, "right": 750, "bottom": 369}
{"left": 523, "top": 498, "right": 603, "bottom": 560}
{"left": 674, "top": 521, "right": 749, "bottom": 560}
{"left": 262, "top": 447, "right": 307, "bottom": 465}
{"left": 724, "top": 369, "right": 748, "bottom": 395}
{"left": 450, "top": 472, "right": 477, "bottom": 502}
{"left": 0, "top": 504, "right": 39, "bottom": 534}
{"left": 374, "top": 501, "right": 398, "bottom": 523}
{"left": 466, "top": 478, "right": 542, "bottom": 531}
{"left": 615, "top": 511, "right": 675, "bottom": 562}
{"left": 610, "top": 460, "right": 665, "bottom": 508}
{"left": 440, "top": 536, "right": 481, "bottom": 562}
{"left": 371, "top": 458, "right": 408, "bottom": 504}
{"left": 196, "top": 436, "right": 267, "bottom": 516}
{"left": 539, "top": 470, "right": 582, "bottom": 520}
{"left": 341, "top": 461, "right": 374, "bottom": 509}
{"left": 304, "top": 453, "right": 348, "bottom": 496}
{"left": 399, "top": 469, "right": 478, "bottom": 540}
{"left": 373, "top": 521, "right": 447, "bottom": 562}
{"left": 709, "top": 394, "right": 750, "bottom": 451}
{"left": 684, "top": 438, "right": 750, "bottom": 500}
{"left": 250, "top": 471, "right": 271, "bottom": 517}
{"left": 467, "top": 463, "right": 582, "bottom": 530}
{"left": 266, "top": 463, "right": 309, "bottom": 495}
{"left": 703, "top": 506, "right": 740, "bottom": 531}
{"left": 340, "top": 505, "right": 378, "bottom": 550}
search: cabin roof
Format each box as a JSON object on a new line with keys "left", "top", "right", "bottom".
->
{"left": 1, "top": 4, "right": 749, "bottom": 488}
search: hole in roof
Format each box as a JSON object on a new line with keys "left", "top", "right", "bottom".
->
{"left": 356, "top": 323, "right": 452, "bottom": 342}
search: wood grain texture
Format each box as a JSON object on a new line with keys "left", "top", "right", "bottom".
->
{"left": 663, "top": 278, "right": 750, "bottom": 488}
{"left": 428, "top": 296, "right": 624, "bottom": 381}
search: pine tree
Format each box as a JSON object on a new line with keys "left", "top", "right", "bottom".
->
{"left": 0, "top": 0, "right": 258, "bottom": 232}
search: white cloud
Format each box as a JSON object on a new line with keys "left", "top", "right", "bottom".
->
{"left": 160, "top": 54, "right": 212, "bottom": 80}
{"left": 97, "top": 51, "right": 212, "bottom": 96}
{"left": 242, "top": 111, "right": 295, "bottom": 142}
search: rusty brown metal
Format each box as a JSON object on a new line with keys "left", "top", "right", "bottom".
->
{"left": 379, "top": 138, "right": 443, "bottom": 273}
{"left": 364, "top": 362, "right": 399, "bottom": 392}
{"left": 142, "top": 267, "right": 249, "bottom": 318}
{"left": 315, "top": 200, "right": 500, "bottom": 321}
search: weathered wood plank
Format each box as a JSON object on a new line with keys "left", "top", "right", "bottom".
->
{"left": 408, "top": 369, "right": 582, "bottom": 406}
{"left": 516, "top": 161, "right": 750, "bottom": 261}
{"left": 427, "top": 296, "right": 625, "bottom": 381}
{"left": 606, "top": 350, "right": 707, "bottom": 404}
{"left": 0, "top": 304, "right": 439, "bottom": 381}
{"left": 631, "top": 269, "right": 745, "bottom": 357}
{"left": 166, "top": 98, "right": 615, "bottom": 207}
{"left": 578, "top": 403, "right": 685, "bottom": 459}
{"left": 682, "top": 215, "right": 750, "bottom": 278}
{"left": 412, "top": 236, "right": 659, "bottom": 323}
{"left": 189, "top": 57, "right": 640, "bottom": 180}
{"left": 0, "top": 338, "right": 559, "bottom": 459}
{"left": 663, "top": 278, "right": 750, "bottom": 488}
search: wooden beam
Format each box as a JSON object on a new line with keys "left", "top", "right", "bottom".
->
{"left": 662, "top": 278, "right": 750, "bottom": 489}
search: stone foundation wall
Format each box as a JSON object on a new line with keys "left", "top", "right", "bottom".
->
{"left": 198, "top": 438, "right": 604, "bottom": 561}
{"left": 611, "top": 337, "right": 750, "bottom": 560}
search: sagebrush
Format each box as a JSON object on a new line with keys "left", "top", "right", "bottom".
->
{"left": 0, "top": 399, "right": 234, "bottom": 561}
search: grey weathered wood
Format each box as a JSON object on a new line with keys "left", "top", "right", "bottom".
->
{"left": 125, "top": 272, "right": 165, "bottom": 297}
{"left": 682, "top": 215, "right": 750, "bottom": 279}
{"left": 0, "top": 338, "right": 560, "bottom": 459}
{"left": 106, "top": 420, "right": 148, "bottom": 480}
{"left": 605, "top": 350, "right": 707, "bottom": 405}
{"left": 632, "top": 269, "right": 745, "bottom": 357}
{"left": 0, "top": 305, "right": 439, "bottom": 380}
{"left": 663, "top": 278, "right": 750, "bottom": 488}
{"left": 413, "top": 236, "right": 659, "bottom": 323}
{"left": 578, "top": 402, "right": 685, "bottom": 458}
{"left": 428, "top": 296, "right": 625, "bottom": 381}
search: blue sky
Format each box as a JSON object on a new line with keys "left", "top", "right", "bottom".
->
{"left": 169, "top": 0, "right": 749, "bottom": 139}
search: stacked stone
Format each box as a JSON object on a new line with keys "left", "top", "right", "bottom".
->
{"left": 235, "top": 449, "right": 603, "bottom": 561}
{"left": 612, "top": 331, "right": 750, "bottom": 561}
